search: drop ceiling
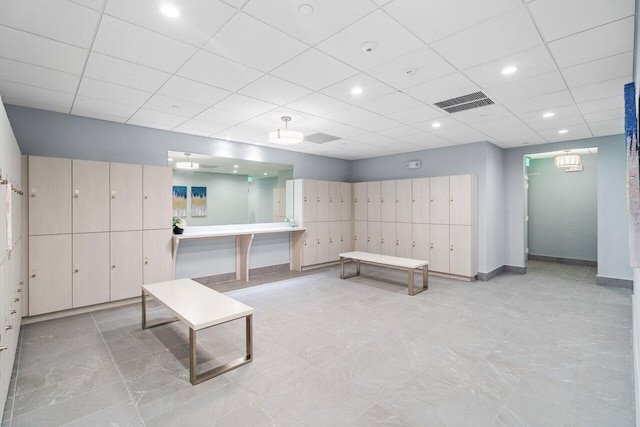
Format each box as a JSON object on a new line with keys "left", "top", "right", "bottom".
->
{"left": 0, "top": 0, "right": 634, "bottom": 160}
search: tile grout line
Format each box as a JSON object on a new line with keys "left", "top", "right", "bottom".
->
{"left": 6, "top": 325, "right": 24, "bottom": 427}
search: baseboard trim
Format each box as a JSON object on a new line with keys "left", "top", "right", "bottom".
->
{"left": 528, "top": 254, "right": 597, "bottom": 267}
{"left": 505, "top": 265, "right": 527, "bottom": 274}
{"left": 23, "top": 296, "right": 141, "bottom": 324}
{"left": 478, "top": 266, "right": 505, "bottom": 281}
{"left": 596, "top": 276, "right": 633, "bottom": 289}
{"left": 194, "top": 263, "right": 291, "bottom": 285}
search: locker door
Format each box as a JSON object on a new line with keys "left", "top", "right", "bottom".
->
{"left": 72, "top": 160, "right": 109, "bottom": 233}
{"left": 340, "top": 220, "right": 354, "bottom": 253}
{"left": 316, "top": 221, "right": 330, "bottom": 264}
{"left": 110, "top": 163, "right": 143, "bottom": 231}
{"left": 430, "top": 176, "right": 450, "bottom": 225}
{"left": 29, "top": 234, "right": 72, "bottom": 315}
{"left": 143, "top": 229, "right": 173, "bottom": 284}
{"left": 380, "top": 180, "right": 395, "bottom": 222}
{"left": 143, "top": 166, "right": 172, "bottom": 230}
{"left": 450, "top": 225, "right": 473, "bottom": 277}
{"left": 302, "top": 222, "right": 317, "bottom": 266}
{"left": 111, "top": 231, "right": 143, "bottom": 301}
{"left": 412, "top": 223, "right": 430, "bottom": 261}
{"left": 396, "top": 223, "right": 413, "bottom": 259}
{"left": 450, "top": 175, "right": 473, "bottom": 226}
{"left": 354, "top": 220, "right": 368, "bottom": 252}
{"left": 380, "top": 222, "right": 396, "bottom": 256}
{"left": 430, "top": 224, "right": 449, "bottom": 273}
{"left": 340, "top": 182, "right": 353, "bottom": 221}
{"left": 329, "top": 182, "right": 341, "bottom": 221}
{"left": 367, "top": 221, "right": 381, "bottom": 254}
{"left": 302, "top": 180, "right": 318, "bottom": 223}
{"left": 354, "top": 183, "right": 367, "bottom": 221}
{"left": 327, "top": 221, "right": 341, "bottom": 261}
{"left": 73, "top": 232, "right": 110, "bottom": 307}
{"left": 367, "top": 181, "right": 381, "bottom": 222}
{"left": 412, "top": 177, "right": 430, "bottom": 224}
{"left": 29, "top": 156, "right": 71, "bottom": 236}
{"left": 396, "top": 179, "right": 412, "bottom": 223}
{"left": 316, "top": 180, "right": 330, "bottom": 221}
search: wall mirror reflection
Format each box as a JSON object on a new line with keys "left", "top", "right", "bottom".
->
{"left": 168, "top": 150, "right": 294, "bottom": 226}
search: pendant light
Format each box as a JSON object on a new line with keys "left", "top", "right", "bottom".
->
{"left": 176, "top": 153, "right": 199, "bottom": 170}
{"left": 269, "top": 116, "right": 303, "bottom": 146}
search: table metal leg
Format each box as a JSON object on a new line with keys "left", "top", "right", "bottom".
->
{"left": 408, "top": 268, "right": 428, "bottom": 296}
{"left": 339, "top": 258, "right": 361, "bottom": 280}
{"left": 141, "top": 290, "right": 179, "bottom": 329}
{"left": 423, "top": 265, "right": 429, "bottom": 290}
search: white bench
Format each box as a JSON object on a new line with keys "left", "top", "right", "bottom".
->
{"left": 141, "top": 278, "right": 254, "bottom": 385}
{"left": 339, "top": 251, "right": 429, "bottom": 296}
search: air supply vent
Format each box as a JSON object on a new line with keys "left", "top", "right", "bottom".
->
{"left": 434, "top": 91, "right": 494, "bottom": 114}
{"left": 305, "top": 133, "right": 342, "bottom": 144}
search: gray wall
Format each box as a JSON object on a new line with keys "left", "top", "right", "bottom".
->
{"left": 527, "top": 155, "right": 597, "bottom": 261}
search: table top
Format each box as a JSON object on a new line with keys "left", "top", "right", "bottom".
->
{"left": 339, "top": 251, "right": 429, "bottom": 269}
{"left": 143, "top": 278, "right": 253, "bottom": 330}
{"left": 173, "top": 223, "right": 306, "bottom": 240}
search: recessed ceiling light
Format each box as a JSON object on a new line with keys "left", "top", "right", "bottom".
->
{"left": 168, "top": 158, "right": 174, "bottom": 162}
{"left": 263, "top": 172, "right": 268, "bottom": 176}
{"left": 160, "top": 4, "right": 179, "bottom": 18}
{"left": 233, "top": 170, "right": 238, "bottom": 173}
{"left": 405, "top": 68, "right": 418, "bottom": 76}
{"left": 351, "top": 87, "right": 363, "bottom": 95}
{"left": 543, "top": 112, "right": 555, "bottom": 118}
{"left": 361, "top": 41, "right": 377, "bottom": 53}
{"left": 298, "top": 4, "right": 314, "bottom": 15}
{"left": 431, "top": 122, "right": 441, "bottom": 129}
{"left": 558, "top": 129, "right": 569, "bottom": 134}
{"left": 233, "top": 165, "right": 239, "bottom": 168}
{"left": 502, "top": 66, "right": 517, "bottom": 75}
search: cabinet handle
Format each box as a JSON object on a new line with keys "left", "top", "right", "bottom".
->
{"left": 5, "top": 325, "right": 12, "bottom": 331}
{"left": 412, "top": 242, "right": 416, "bottom": 247}
{"left": 381, "top": 239, "right": 384, "bottom": 244}
{"left": 112, "top": 264, "right": 116, "bottom": 268}
{"left": 367, "top": 198, "right": 370, "bottom": 203}
{"left": 396, "top": 200, "right": 399, "bottom": 203}
{"left": 74, "top": 269, "right": 79, "bottom": 273}
{"left": 430, "top": 243, "right": 434, "bottom": 249}
{"left": 14, "top": 298, "right": 19, "bottom": 302}
{"left": 304, "top": 241, "right": 307, "bottom": 246}
{"left": 317, "top": 239, "right": 320, "bottom": 244}
{"left": 19, "top": 281, "right": 23, "bottom": 285}
{"left": 396, "top": 240, "right": 399, "bottom": 246}
{"left": 144, "top": 261, "right": 149, "bottom": 265}
{"left": 31, "top": 274, "right": 36, "bottom": 278}
{"left": 304, "top": 196, "right": 307, "bottom": 202}
{"left": 450, "top": 245, "right": 454, "bottom": 251}
{"left": 111, "top": 191, "right": 116, "bottom": 199}
{"left": 329, "top": 238, "right": 332, "bottom": 243}
{"left": 412, "top": 199, "right": 415, "bottom": 202}
{"left": 367, "top": 237, "right": 370, "bottom": 243}
{"left": 10, "top": 310, "right": 16, "bottom": 315}
{"left": 16, "top": 289, "right": 22, "bottom": 293}
{"left": 74, "top": 189, "right": 79, "bottom": 198}
{"left": 0, "top": 346, "right": 7, "bottom": 352}
{"left": 317, "top": 197, "right": 320, "bottom": 203}
{"left": 450, "top": 198, "right": 453, "bottom": 202}
{"left": 144, "top": 196, "right": 148, "bottom": 199}
{"left": 354, "top": 236, "right": 357, "bottom": 241}
{"left": 430, "top": 199, "right": 434, "bottom": 202}
{"left": 354, "top": 198, "right": 357, "bottom": 203}
{"left": 381, "top": 198, "right": 384, "bottom": 203}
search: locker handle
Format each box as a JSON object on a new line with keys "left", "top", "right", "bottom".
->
{"left": 317, "top": 239, "right": 320, "bottom": 244}
{"left": 450, "top": 198, "right": 453, "bottom": 202}
{"left": 74, "top": 269, "right": 79, "bottom": 273}
{"left": 396, "top": 240, "right": 399, "bottom": 246}
{"left": 354, "top": 198, "right": 357, "bottom": 203}
{"left": 112, "top": 264, "right": 116, "bottom": 268}
{"left": 14, "top": 298, "right": 19, "bottom": 302}
{"left": 396, "top": 200, "right": 399, "bottom": 203}
{"left": 16, "top": 289, "right": 22, "bottom": 293}
{"left": 30, "top": 274, "right": 36, "bottom": 278}
{"left": 329, "top": 197, "right": 333, "bottom": 202}
{"left": 329, "top": 238, "right": 332, "bottom": 243}
{"left": 430, "top": 243, "right": 434, "bottom": 249}
{"left": 381, "top": 198, "right": 384, "bottom": 203}
{"left": 430, "top": 199, "right": 434, "bottom": 202}
{"left": 381, "top": 239, "right": 384, "bottom": 244}
{"left": 5, "top": 325, "right": 12, "bottom": 331}
{"left": 450, "top": 245, "right": 454, "bottom": 251}
{"left": 412, "top": 199, "right": 415, "bottom": 202}
{"left": 19, "top": 281, "right": 23, "bottom": 286}
{"left": 317, "top": 197, "right": 320, "bottom": 203}
{"left": 412, "top": 242, "right": 416, "bottom": 247}
{"left": 111, "top": 191, "right": 116, "bottom": 199}
{"left": 10, "top": 310, "right": 16, "bottom": 315}
{"left": 367, "top": 198, "right": 370, "bottom": 203}
{"left": 367, "top": 237, "right": 370, "bottom": 243}
{"left": 74, "top": 189, "right": 80, "bottom": 198}
{"left": 304, "top": 241, "right": 307, "bottom": 246}
{"left": 304, "top": 196, "right": 307, "bottom": 202}
{"left": 144, "top": 196, "right": 148, "bottom": 199}
{"left": 144, "top": 261, "right": 149, "bottom": 264}
{"left": 0, "top": 346, "right": 7, "bottom": 352}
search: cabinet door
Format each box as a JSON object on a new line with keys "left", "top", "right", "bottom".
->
{"left": 396, "top": 179, "right": 412, "bottom": 223}
{"left": 327, "top": 221, "right": 341, "bottom": 262}
{"left": 316, "top": 180, "right": 329, "bottom": 221}
{"left": 450, "top": 175, "right": 473, "bottom": 226}
{"left": 73, "top": 160, "right": 109, "bottom": 233}
{"left": 450, "top": 225, "right": 473, "bottom": 277}
{"left": 430, "top": 176, "right": 450, "bottom": 225}
{"left": 111, "top": 163, "right": 142, "bottom": 231}
{"left": 340, "top": 220, "right": 354, "bottom": 253}
{"left": 29, "top": 234, "right": 72, "bottom": 315}
{"left": 29, "top": 156, "right": 71, "bottom": 236}
{"left": 143, "top": 166, "right": 172, "bottom": 230}
{"left": 430, "top": 224, "right": 449, "bottom": 273}
{"left": 354, "top": 182, "right": 367, "bottom": 221}
{"left": 111, "top": 231, "right": 143, "bottom": 300}
{"left": 367, "top": 221, "right": 381, "bottom": 254}
{"left": 412, "top": 177, "right": 430, "bottom": 224}
{"left": 412, "top": 223, "right": 430, "bottom": 261}
{"left": 143, "top": 229, "right": 173, "bottom": 284}
{"left": 316, "top": 221, "right": 329, "bottom": 264}
{"left": 302, "top": 222, "right": 317, "bottom": 266}
{"left": 354, "top": 220, "right": 367, "bottom": 252}
{"left": 396, "top": 223, "right": 413, "bottom": 259}
{"left": 328, "top": 182, "right": 341, "bottom": 221}
{"left": 302, "top": 180, "right": 317, "bottom": 223}
{"left": 367, "top": 181, "right": 381, "bottom": 222}
{"left": 380, "top": 180, "right": 395, "bottom": 222}
{"left": 73, "top": 232, "right": 110, "bottom": 307}
{"left": 380, "top": 222, "right": 395, "bottom": 256}
{"left": 340, "top": 182, "right": 353, "bottom": 221}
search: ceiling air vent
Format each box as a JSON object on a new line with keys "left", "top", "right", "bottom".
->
{"left": 305, "top": 133, "right": 342, "bottom": 144}
{"left": 433, "top": 91, "right": 494, "bottom": 114}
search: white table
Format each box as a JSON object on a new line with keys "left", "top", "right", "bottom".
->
{"left": 142, "top": 278, "right": 254, "bottom": 385}
{"left": 339, "top": 251, "right": 429, "bottom": 296}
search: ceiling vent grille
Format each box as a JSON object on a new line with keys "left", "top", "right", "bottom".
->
{"left": 434, "top": 91, "right": 495, "bottom": 114}
{"left": 305, "top": 132, "right": 342, "bottom": 144}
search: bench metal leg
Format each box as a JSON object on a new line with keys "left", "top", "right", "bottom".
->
{"left": 189, "top": 314, "right": 254, "bottom": 386}
{"left": 141, "top": 290, "right": 179, "bottom": 329}
{"left": 340, "top": 258, "right": 361, "bottom": 279}
{"left": 407, "top": 267, "right": 428, "bottom": 296}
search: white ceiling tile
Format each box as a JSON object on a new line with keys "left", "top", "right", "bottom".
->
{"left": 84, "top": 52, "right": 170, "bottom": 92}
{"left": 367, "top": 46, "right": 456, "bottom": 90}
{"left": 319, "top": 73, "right": 395, "bottom": 105}
{"left": 592, "top": 128, "right": 624, "bottom": 137}
{"left": 174, "top": 118, "right": 228, "bottom": 136}
{"left": 432, "top": 125, "right": 490, "bottom": 144}
{"left": 0, "top": 0, "right": 100, "bottom": 48}
{"left": 412, "top": 117, "right": 463, "bottom": 132}
{"left": 388, "top": 105, "right": 446, "bottom": 125}
{"left": 471, "top": 115, "right": 530, "bottom": 134}
{"left": 538, "top": 124, "right": 593, "bottom": 142}
{"left": 128, "top": 109, "right": 187, "bottom": 128}
{"left": 0, "top": 25, "right": 87, "bottom": 74}
{"left": 494, "top": 130, "right": 545, "bottom": 145}
{"left": 350, "top": 132, "right": 395, "bottom": 145}
{"left": 157, "top": 76, "right": 231, "bottom": 106}
{"left": 384, "top": 0, "right": 521, "bottom": 44}
{"left": 177, "top": 50, "right": 263, "bottom": 91}
{"left": 463, "top": 45, "right": 557, "bottom": 88}
{"left": 577, "top": 96, "right": 622, "bottom": 115}
{"left": 105, "top": 0, "right": 236, "bottom": 47}
{"left": 0, "top": 79, "right": 73, "bottom": 110}
{"left": 239, "top": 75, "right": 312, "bottom": 106}
{"left": 582, "top": 108, "right": 623, "bottom": 123}
{"left": 205, "top": 12, "right": 308, "bottom": 72}
{"left": 92, "top": 16, "right": 197, "bottom": 73}
{"left": 171, "top": 127, "right": 211, "bottom": 137}
{"left": 359, "top": 92, "right": 423, "bottom": 116}
{"left": 502, "top": 90, "right": 575, "bottom": 114}
{"left": 127, "top": 118, "right": 174, "bottom": 131}
{"left": 285, "top": 93, "right": 351, "bottom": 116}
{"left": 243, "top": 0, "right": 376, "bottom": 46}
{"left": 0, "top": 57, "right": 79, "bottom": 93}
{"left": 378, "top": 126, "right": 422, "bottom": 139}
{"left": 324, "top": 105, "right": 383, "bottom": 125}
{"left": 399, "top": 133, "right": 456, "bottom": 149}
{"left": 1, "top": 96, "right": 71, "bottom": 113}
{"left": 449, "top": 104, "right": 513, "bottom": 125}
{"left": 571, "top": 76, "right": 630, "bottom": 104}
{"left": 213, "top": 125, "right": 263, "bottom": 141}
{"left": 548, "top": 17, "right": 634, "bottom": 69}
{"left": 562, "top": 52, "right": 633, "bottom": 89}
{"left": 528, "top": 0, "right": 634, "bottom": 42}
{"left": 271, "top": 49, "right": 358, "bottom": 91}
{"left": 316, "top": 10, "right": 424, "bottom": 71}
{"left": 69, "top": 0, "right": 105, "bottom": 11}
{"left": 220, "top": 0, "right": 248, "bottom": 8}
{"left": 214, "top": 94, "right": 277, "bottom": 119}
{"left": 301, "top": 117, "right": 364, "bottom": 138}
{"left": 588, "top": 118, "right": 623, "bottom": 132}
{"left": 142, "top": 94, "right": 208, "bottom": 118}
{"left": 195, "top": 107, "right": 247, "bottom": 126}
{"left": 431, "top": 7, "right": 542, "bottom": 70}
{"left": 403, "top": 73, "right": 480, "bottom": 105}
{"left": 351, "top": 114, "right": 400, "bottom": 132}
{"left": 519, "top": 105, "right": 586, "bottom": 131}
{"left": 77, "top": 77, "right": 151, "bottom": 107}
{"left": 72, "top": 95, "right": 138, "bottom": 122}
{"left": 487, "top": 71, "right": 567, "bottom": 104}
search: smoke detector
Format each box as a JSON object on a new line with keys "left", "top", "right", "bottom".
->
{"left": 361, "top": 41, "right": 377, "bottom": 53}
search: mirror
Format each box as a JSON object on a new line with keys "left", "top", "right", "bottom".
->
{"left": 168, "top": 150, "right": 293, "bottom": 226}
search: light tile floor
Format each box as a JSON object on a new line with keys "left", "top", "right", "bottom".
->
{"left": 1, "top": 261, "right": 635, "bottom": 426}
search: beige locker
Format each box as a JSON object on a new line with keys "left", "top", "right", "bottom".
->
{"left": 380, "top": 222, "right": 395, "bottom": 256}
{"left": 396, "top": 179, "right": 412, "bottom": 223}
{"left": 316, "top": 221, "right": 330, "bottom": 264}
{"left": 73, "top": 232, "right": 110, "bottom": 307}
{"left": 354, "top": 182, "right": 367, "bottom": 221}
{"left": 302, "top": 222, "right": 317, "bottom": 266}
{"left": 396, "top": 223, "right": 413, "bottom": 259}
{"left": 450, "top": 225, "right": 474, "bottom": 277}
{"left": 354, "top": 220, "right": 367, "bottom": 252}
{"left": 110, "top": 231, "right": 143, "bottom": 301}
{"left": 340, "top": 220, "right": 354, "bottom": 253}
{"left": 327, "top": 221, "right": 341, "bottom": 261}
{"left": 143, "top": 165, "right": 172, "bottom": 230}
{"left": 110, "top": 163, "right": 143, "bottom": 231}
{"left": 73, "top": 160, "right": 109, "bottom": 233}
{"left": 340, "top": 182, "right": 353, "bottom": 221}
{"left": 450, "top": 175, "right": 473, "bottom": 226}
{"left": 329, "top": 181, "right": 341, "bottom": 221}
{"left": 412, "top": 177, "right": 430, "bottom": 224}
{"left": 29, "top": 156, "right": 71, "bottom": 236}
{"left": 430, "top": 176, "right": 449, "bottom": 225}
{"left": 412, "top": 223, "right": 430, "bottom": 261}
{"left": 367, "top": 181, "right": 381, "bottom": 222}
{"left": 430, "top": 224, "right": 449, "bottom": 273}
{"left": 367, "top": 221, "right": 381, "bottom": 254}
{"left": 29, "top": 234, "right": 72, "bottom": 315}
{"left": 302, "top": 180, "right": 317, "bottom": 223}
{"left": 143, "top": 229, "right": 173, "bottom": 285}
{"left": 316, "top": 180, "right": 329, "bottom": 221}
{"left": 380, "top": 180, "right": 395, "bottom": 222}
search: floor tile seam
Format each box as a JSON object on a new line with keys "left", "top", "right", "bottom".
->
{"left": 90, "top": 311, "right": 148, "bottom": 427}
{"left": 5, "top": 326, "right": 25, "bottom": 426}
